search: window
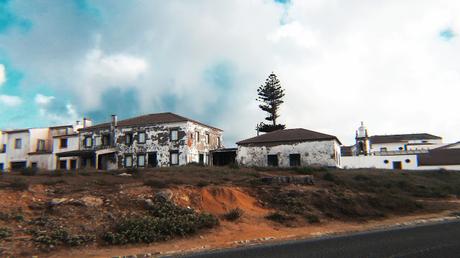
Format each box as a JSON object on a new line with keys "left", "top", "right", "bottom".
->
{"left": 31, "top": 162, "right": 38, "bottom": 169}
{"left": 125, "top": 133, "right": 133, "bottom": 145}
{"left": 0, "top": 163, "right": 3, "bottom": 171}
{"left": 380, "top": 147, "right": 387, "bottom": 152}
{"left": 170, "top": 151, "right": 179, "bottom": 165}
{"left": 398, "top": 147, "right": 403, "bottom": 151}
{"left": 84, "top": 137, "right": 93, "bottom": 147}
{"left": 138, "top": 132, "right": 146, "bottom": 144}
{"left": 95, "top": 136, "right": 101, "bottom": 146}
{"left": 70, "top": 160, "right": 77, "bottom": 170}
{"left": 60, "top": 138, "right": 68, "bottom": 148}
{"left": 0, "top": 144, "right": 5, "bottom": 153}
{"left": 195, "top": 132, "right": 200, "bottom": 142}
{"left": 289, "top": 154, "right": 301, "bottom": 167}
{"left": 59, "top": 160, "right": 67, "bottom": 170}
{"left": 205, "top": 134, "right": 210, "bottom": 144}
{"left": 384, "top": 160, "right": 389, "bottom": 164}
{"left": 124, "top": 155, "right": 133, "bottom": 168}
{"left": 137, "top": 154, "right": 146, "bottom": 167}
{"left": 217, "top": 137, "right": 221, "bottom": 147}
{"left": 267, "top": 155, "right": 278, "bottom": 167}
{"left": 405, "top": 159, "right": 411, "bottom": 163}
{"left": 102, "top": 134, "right": 110, "bottom": 146}
{"left": 15, "top": 138, "right": 22, "bottom": 149}
{"left": 37, "top": 139, "right": 46, "bottom": 151}
{"left": 171, "top": 130, "right": 178, "bottom": 141}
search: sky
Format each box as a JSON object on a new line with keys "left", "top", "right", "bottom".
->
{"left": 0, "top": 0, "right": 460, "bottom": 147}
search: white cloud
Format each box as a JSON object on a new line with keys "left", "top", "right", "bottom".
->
{"left": 34, "top": 94, "right": 55, "bottom": 106}
{"left": 0, "top": 64, "right": 5, "bottom": 86}
{"left": 2, "top": 1, "right": 460, "bottom": 145}
{"left": 0, "top": 95, "right": 22, "bottom": 107}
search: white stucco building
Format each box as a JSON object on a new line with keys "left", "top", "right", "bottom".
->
{"left": 236, "top": 128, "right": 342, "bottom": 168}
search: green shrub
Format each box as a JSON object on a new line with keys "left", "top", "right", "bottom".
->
{"left": 31, "top": 228, "right": 95, "bottom": 247}
{"left": 305, "top": 214, "right": 320, "bottom": 224}
{"left": 223, "top": 208, "right": 244, "bottom": 221}
{"left": 0, "top": 227, "right": 12, "bottom": 239}
{"left": 104, "top": 200, "right": 219, "bottom": 245}
{"left": 265, "top": 212, "right": 294, "bottom": 224}
{"left": 322, "top": 172, "right": 336, "bottom": 182}
{"left": 9, "top": 178, "right": 29, "bottom": 190}
{"left": 144, "top": 179, "right": 168, "bottom": 188}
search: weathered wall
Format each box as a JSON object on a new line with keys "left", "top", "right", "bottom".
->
{"left": 341, "top": 154, "right": 418, "bottom": 170}
{"left": 6, "top": 131, "right": 30, "bottom": 166}
{"left": 52, "top": 135, "right": 80, "bottom": 170}
{"left": 236, "top": 140, "right": 340, "bottom": 168}
{"left": 28, "top": 154, "right": 53, "bottom": 170}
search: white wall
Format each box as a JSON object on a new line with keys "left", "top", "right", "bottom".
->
{"left": 6, "top": 131, "right": 30, "bottom": 166}
{"left": 236, "top": 140, "right": 341, "bottom": 168}
{"left": 342, "top": 154, "right": 418, "bottom": 170}
{"left": 52, "top": 135, "right": 80, "bottom": 170}
{"left": 29, "top": 154, "right": 53, "bottom": 170}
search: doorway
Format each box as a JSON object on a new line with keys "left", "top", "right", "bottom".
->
{"left": 148, "top": 152, "right": 158, "bottom": 167}
{"left": 199, "top": 154, "right": 204, "bottom": 165}
{"left": 392, "top": 161, "right": 402, "bottom": 170}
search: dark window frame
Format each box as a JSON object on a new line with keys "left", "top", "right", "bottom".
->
{"left": 170, "top": 129, "right": 179, "bottom": 141}
{"left": 60, "top": 138, "right": 68, "bottom": 149}
{"left": 289, "top": 154, "right": 301, "bottom": 167}
{"left": 59, "top": 160, "right": 67, "bottom": 170}
{"left": 14, "top": 138, "right": 22, "bottom": 149}
{"left": 137, "top": 153, "right": 146, "bottom": 167}
{"left": 84, "top": 137, "right": 93, "bottom": 148}
{"left": 37, "top": 139, "right": 46, "bottom": 151}
{"left": 125, "top": 132, "right": 133, "bottom": 145}
{"left": 267, "top": 154, "right": 279, "bottom": 167}
{"left": 124, "top": 154, "right": 133, "bottom": 168}
{"left": 170, "top": 150, "right": 179, "bottom": 166}
{"left": 101, "top": 134, "right": 111, "bottom": 146}
{"left": 138, "top": 131, "right": 146, "bottom": 144}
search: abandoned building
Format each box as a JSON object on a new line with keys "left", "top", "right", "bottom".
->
{"left": 75, "top": 112, "right": 223, "bottom": 170}
{"left": 235, "top": 128, "right": 342, "bottom": 168}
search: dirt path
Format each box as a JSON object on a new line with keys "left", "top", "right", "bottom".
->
{"left": 50, "top": 209, "right": 459, "bottom": 258}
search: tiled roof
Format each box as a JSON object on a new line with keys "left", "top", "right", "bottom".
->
{"left": 417, "top": 148, "right": 460, "bottom": 166}
{"left": 79, "top": 112, "right": 222, "bottom": 132}
{"left": 370, "top": 133, "right": 441, "bottom": 144}
{"left": 236, "top": 128, "right": 341, "bottom": 145}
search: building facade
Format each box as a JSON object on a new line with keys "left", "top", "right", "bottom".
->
{"left": 236, "top": 128, "right": 342, "bottom": 168}
{"left": 76, "top": 112, "right": 223, "bottom": 169}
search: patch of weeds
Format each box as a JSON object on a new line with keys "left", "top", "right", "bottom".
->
{"left": 228, "top": 163, "right": 240, "bottom": 170}
{"left": 9, "top": 178, "right": 29, "bottom": 191}
{"left": 305, "top": 214, "right": 320, "bottom": 224}
{"left": 128, "top": 168, "right": 145, "bottom": 179}
{"left": 294, "top": 167, "right": 314, "bottom": 175}
{"left": 322, "top": 172, "right": 337, "bottom": 182}
{"left": 103, "top": 200, "right": 219, "bottom": 245}
{"left": 0, "top": 227, "right": 12, "bottom": 239}
{"left": 265, "top": 212, "right": 294, "bottom": 224}
{"left": 222, "top": 208, "right": 244, "bottom": 221}
{"left": 144, "top": 179, "right": 168, "bottom": 189}
{"left": 51, "top": 170, "right": 65, "bottom": 177}
{"left": 353, "top": 175, "right": 370, "bottom": 181}
{"left": 31, "top": 228, "right": 95, "bottom": 247}
{"left": 42, "top": 179, "right": 66, "bottom": 186}
{"left": 20, "top": 167, "right": 38, "bottom": 176}
{"left": 0, "top": 210, "right": 24, "bottom": 222}
{"left": 196, "top": 181, "right": 209, "bottom": 188}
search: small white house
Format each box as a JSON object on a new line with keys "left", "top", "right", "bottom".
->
{"left": 236, "top": 128, "right": 342, "bottom": 168}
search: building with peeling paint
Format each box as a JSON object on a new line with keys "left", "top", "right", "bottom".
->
{"left": 236, "top": 128, "right": 342, "bottom": 168}
{"left": 74, "top": 112, "right": 223, "bottom": 170}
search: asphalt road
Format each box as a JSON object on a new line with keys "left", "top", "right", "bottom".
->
{"left": 174, "top": 219, "right": 460, "bottom": 258}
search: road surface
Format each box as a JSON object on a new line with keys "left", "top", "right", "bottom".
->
{"left": 173, "top": 219, "right": 460, "bottom": 258}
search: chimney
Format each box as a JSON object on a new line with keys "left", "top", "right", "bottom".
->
{"left": 111, "top": 114, "right": 118, "bottom": 128}
{"left": 83, "top": 118, "right": 88, "bottom": 128}
{"left": 76, "top": 120, "right": 80, "bottom": 126}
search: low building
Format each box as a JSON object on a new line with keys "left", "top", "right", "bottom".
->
{"left": 78, "top": 112, "right": 223, "bottom": 169}
{"left": 236, "top": 128, "right": 342, "bottom": 168}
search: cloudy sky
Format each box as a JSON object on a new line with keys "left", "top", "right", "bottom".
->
{"left": 0, "top": 0, "right": 459, "bottom": 146}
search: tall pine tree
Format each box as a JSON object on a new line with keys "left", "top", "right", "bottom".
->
{"left": 256, "top": 73, "right": 286, "bottom": 133}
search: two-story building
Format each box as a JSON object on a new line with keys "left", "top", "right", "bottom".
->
{"left": 77, "top": 112, "right": 223, "bottom": 170}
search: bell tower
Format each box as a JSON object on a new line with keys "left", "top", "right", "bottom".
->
{"left": 355, "top": 121, "right": 370, "bottom": 156}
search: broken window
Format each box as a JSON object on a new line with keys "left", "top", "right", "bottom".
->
{"left": 289, "top": 154, "right": 301, "bottom": 167}
{"left": 138, "top": 132, "right": 146, "bottom": 144}
{"left": 125, "top": 133, "right": 133, "bottom": 145}
{"left": 37, "top": 139, "right": 46, "bottom": 151}
{"left": 195, "top": 132, "right": 200, "bottom": 142}
{"left": 84, "top": 137, "right": 93, "bottom": 148}
{"left": 205, "top": 134, "right": 210, "bottom": 144}
{"left": 15, "top": 138, "right": 22, "bottom": 149}
{"left": 170, "top": 150, "right": 179, "bottom": 166}
{"left": 137, "top": 154, "right": 146, "bottom": 167}
{"left": 60, "top": 138, "right": 68, "bottom": 148}
{"left": 267, "top": 155, "right": 278, "bottom": 167}
{"left": 125, "top": 155, "right": 133, "bottom": 168}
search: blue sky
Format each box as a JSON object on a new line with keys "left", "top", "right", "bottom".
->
{"left": 1, "top": 0, "right": 460, "bottom": 146}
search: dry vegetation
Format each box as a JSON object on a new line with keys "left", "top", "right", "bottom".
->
{"left": 0, "top": 165, "right": 460, "bottom": 257}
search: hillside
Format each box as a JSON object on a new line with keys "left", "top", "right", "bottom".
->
{"left": 1, "top": 166, "right": 460, "bottom": 257}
